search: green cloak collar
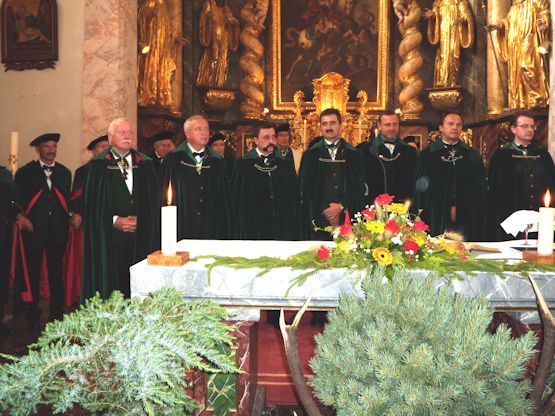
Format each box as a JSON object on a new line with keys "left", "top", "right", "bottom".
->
{"left": 371, "top": 134, "right": 408, "bottom": 148}
{"left": 310, "top": 137, "right": 357, "bottom": 152}
{"left": 428, "top": 139, "right": 472, "bottom": 153}
{"left": 171, "top": 142, "right": 223, "bottom": 161}
{"left": 92, "top": 148, "right": 151, "bottom": 162}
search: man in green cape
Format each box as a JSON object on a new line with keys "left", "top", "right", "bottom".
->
{"left": 160, "top": 115, "right": 230, "bottom": 240}
{"left": 231, "top": 124, "right": 302, "bottom": 240}
{"left": 0, "top": 166, "right": 18, "bottom": 335}
{"left": 299, "top": 108, "right": 367, "bottom": 240}
{"left": 81, "top": 118, "right": 160, "bottom": 302}
{"left": 415, "top": 112, "right": 486, "bottom": 241}
{"left": 487, "top": 111, "right": 555, "bottom": 240}
{"left": 359, "top": 111, "right": 418, "bottom": 203}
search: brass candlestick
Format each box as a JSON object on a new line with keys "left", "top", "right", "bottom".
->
{"left": 8, "top": 154, "right": 17, "bottom": 176}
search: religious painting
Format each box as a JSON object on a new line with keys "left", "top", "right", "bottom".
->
{"left": 271, "top": 0, "right": 390, "bottom": 113}
{"left": 1, "top": 0, "right": 58, "bottom": 70}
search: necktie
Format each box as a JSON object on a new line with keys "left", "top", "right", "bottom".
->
{"left": 42, "top": 166, "right": 53, "bottom": 190}
{"left": 117, "top": 157, "right": 129, "bottom": 180}
{"left": 193, "top": 151, "right": 205, "bottom": 158}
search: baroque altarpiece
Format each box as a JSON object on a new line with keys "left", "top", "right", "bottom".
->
{"left": 136, "top": 0, "right": 550, "bottom": 168}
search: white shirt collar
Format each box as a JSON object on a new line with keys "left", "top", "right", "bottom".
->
{"left": 187, "top": 143, "right": 205, "bottom": 154}
{"left": 39, "top": 160, "right": 55, "bottom": 168}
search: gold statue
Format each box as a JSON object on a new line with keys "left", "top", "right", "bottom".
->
{"left": 487, "top": 0, "right": 550, "bottom": 109}
{"left": 196, "top": 0, "right": 240, "bottom": 88}
{"left": 423, "top": 0, "right": 474, "bottom": 87}
{"left": 138, "top": 0, "right": 187, "bottom": 107}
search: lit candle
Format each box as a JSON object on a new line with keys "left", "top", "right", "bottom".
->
{"left": 303, "top": 119, "right": 307, "bottom": 144}
{"left": 161, "top": 182, "right": 177, "bottom": 256}
{"left": 537, "top": 190, "right": 555, "bottom": 255}
{"left": 10, "top": 131, "right": 18, "bottom": 157}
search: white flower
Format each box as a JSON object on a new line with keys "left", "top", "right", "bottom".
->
{"left": 391, "top": 235, "right": 403, "bottom": 245}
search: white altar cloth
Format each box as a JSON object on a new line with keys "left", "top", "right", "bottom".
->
{"left": 130, "top": 239, "right": 555, "bottom": 320}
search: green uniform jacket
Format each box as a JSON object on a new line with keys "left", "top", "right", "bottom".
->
{"left": 231, "top": 149, "right": 302, "bottom": 240}
{"left": 81, "top": 149, "right": 160, "bottom": 301}
{"left": 160, "top": 143, "right": 231, "bottom": 240}
{"left": 414, "top": 140, "right": 486, "bottom": 241}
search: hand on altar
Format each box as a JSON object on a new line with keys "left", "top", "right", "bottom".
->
{"left": 70, "top": 213, "right": 82, "bottom": 230}
{"left": 114, "top": 215, "right": 137, "bottom": 233}
{"left": 323, "top": 203, "right": 343, "bottom": 227}
{"left": 16, "top": 214, "right": 33, "bottom": 232}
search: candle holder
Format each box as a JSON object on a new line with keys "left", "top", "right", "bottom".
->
{"left": 8, "top": 154, "right": 17, "bottom": 176}
{"left": 147, "top": 250, "right": 189, "bottom": 266}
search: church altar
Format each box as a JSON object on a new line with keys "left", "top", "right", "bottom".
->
{"left": 129, "top": 239, "right": 555, "bottom": 415}
{"left": 131, "top": 239, "right": 555, "bottom": 315}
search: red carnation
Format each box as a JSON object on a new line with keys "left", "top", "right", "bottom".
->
{"left": 403, "top": 240, "right": 419, "bottom": 254}
{"left": 375, "top": 193, "right": 394, "bottom": 206}
{"left": 317, "top": 245, "right": 331, "bottom": 260}
{"left": 384, "top": 219, "right": 400, "bottom": 234}
{"left": 340, "top": 208, "right": 352, "bottom": 236}
{"left": 413, "top": 220, "right": 429, "bottom": 232}
{"left": 361, "top": 208, "right": 375, "bottom": 219}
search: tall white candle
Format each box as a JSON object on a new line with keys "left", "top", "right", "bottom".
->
{"left": 537, "top": 190, "right": 555, "bottom": 255}
{"left": 161, "top": 182, "right": 177, "bottom": 256}
{"left": 10, "top": 132, "right": 18, "bottom": 156}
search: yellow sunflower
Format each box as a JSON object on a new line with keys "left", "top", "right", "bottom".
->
{"left": 387, "top": 203, "right": 407, "bottom": 215}
{"left": 372, "top": 247, "right": 393, "bottom": 266}
{"left": 365, "top": 221, "right": 385, "bottom": 233}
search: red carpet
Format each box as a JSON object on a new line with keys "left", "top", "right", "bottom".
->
{"left": 257, "top": 310, "right": 325, "bottom": 405}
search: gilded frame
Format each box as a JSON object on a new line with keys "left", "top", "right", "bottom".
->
{"left": 271, "top": 0, "right": 390, "bottom": 114}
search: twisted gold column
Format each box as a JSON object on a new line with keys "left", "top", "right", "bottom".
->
{"left": 394, "top": 0, "right": 424, "bottom": 120}
{"left": 239, "top": 0, "right": 269, "bottom": 120}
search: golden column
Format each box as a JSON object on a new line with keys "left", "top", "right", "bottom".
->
{"left": 485, "top": 0, "right": 509, "bottom": 116}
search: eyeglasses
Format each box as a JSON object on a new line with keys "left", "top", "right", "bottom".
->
{"left": 516, "top": 124, "right": 537, "bottom": 130}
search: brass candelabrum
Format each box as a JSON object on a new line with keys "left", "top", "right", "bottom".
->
{"left": 8, "top": 154, "right": 17, "bottom": 176}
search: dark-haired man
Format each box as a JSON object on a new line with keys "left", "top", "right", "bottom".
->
{"left": 161, "top": 115, "right": 231, "bottom": 240}
{"left": 488, "top": 112, "right": 555, "bottom": 240}
{"left": 299, "top": 108, "right": 367, "bottom": 239}
{"left": 232, "top": 124, "right": 301, "bottom": 240}
{"left": 15, "top": 133, "right": 71, "bottom": 327}
{"left": 360, "top": 111, "right": 418, "bottom": 203}
{"left": 414, "top": 112, "right": 486, "bottom": 241}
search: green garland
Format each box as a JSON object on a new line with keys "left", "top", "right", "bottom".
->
{"left": 195, "top": 250, "right": 555, "bottom": 294}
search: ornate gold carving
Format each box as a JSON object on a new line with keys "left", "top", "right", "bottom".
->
{"left": 395, "top": 0, "right": 424, "bottom": 120}
{"left": 271, "top": 0, "right": 390, "bottom": 114}
{"left": 288, "top": 72, "right": 377, "bottom": 149}
{"left": 426, "top": 87, "right": 464, "bottom": 112}
{"left": 200, "top": 88, "right": 236, "bottom": 115}
{"left": 239, "top": 0, "right": 269, "bottom": 120}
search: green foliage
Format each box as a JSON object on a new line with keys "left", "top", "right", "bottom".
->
{"left": 309, "top": 267, "right": 537, "bottom": 416}
{"left": 0, "top": 288, "right": 239, "bottom": 416}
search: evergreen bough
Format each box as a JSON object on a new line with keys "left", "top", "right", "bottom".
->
{"left": 310, "top": 267, "right": 537, "bottom": 415}
{"left": 0, "top": 288, "right": 239, "bottom": 416}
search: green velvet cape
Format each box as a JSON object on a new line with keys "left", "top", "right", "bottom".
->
{"left": 231, "top": 149, "right": 302, "bottom": 240}
{"left": 81, "top": 149, "right": 160, "bottom": 301}
{"left": 160, "top": 142, "right": 231, "bottom": 239}
{"left": 414, "top": 140, "right": 487, "bottom": 241}
{"left": 298, "top": 137, "right": 368, "bottom": 238}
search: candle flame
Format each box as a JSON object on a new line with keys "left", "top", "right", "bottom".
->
{"left": 544, "top": 189, "right": 551, "bottom": 207}
{"left": 167, "top": 181, "right": 173, "bottom": 205}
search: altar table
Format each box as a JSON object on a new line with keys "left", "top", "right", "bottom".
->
{"left": 129, "top": 239, "right": 555, "bottom": 415}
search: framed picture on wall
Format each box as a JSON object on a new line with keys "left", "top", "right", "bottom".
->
{"left": 270, "top": 0, "right": 391, "bottom": 114}
{"left": 1, "top": 0, "right": 58, "bottom": 71}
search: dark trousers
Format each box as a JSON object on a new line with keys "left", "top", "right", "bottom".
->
{"left": 113, "top": 232, "right": 135, "bottom": 298}
{"left": 23, "top": 239, "right": 65, "bottom": 321}
{"left": 0, "top": 242, "right": 10, "bottom": 321}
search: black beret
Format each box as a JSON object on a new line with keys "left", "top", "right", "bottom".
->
{"left": 148, "top": 131, "right": 175, "bottom": 144}
{"left": 86, "top": 135, "right": 108, "bottom": 151}
{"left": 208, "top": 132, "right": 226, "bottom": 147}
{"left": 29, "top": 133, "right": 60, "bottom": 147}
{"left": 275, "top": 123, "right": 291, "bottom": 133}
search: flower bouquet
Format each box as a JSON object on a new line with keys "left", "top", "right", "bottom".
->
{"left": 315, "top": 193, "right": 469, "bottom": 278}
